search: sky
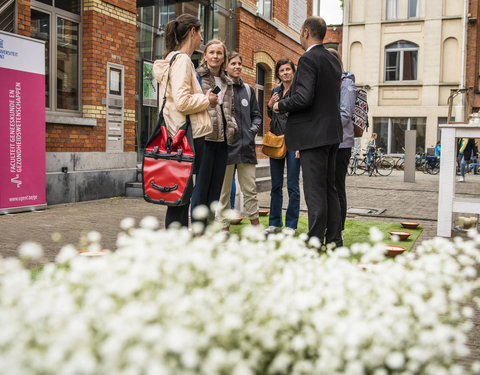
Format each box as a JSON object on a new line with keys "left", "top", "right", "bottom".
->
{"left": 320, "top": 0, "right": 343, "bottom": 25}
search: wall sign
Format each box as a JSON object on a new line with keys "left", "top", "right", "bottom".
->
{"left": 0, "top": 31, "right": 46, "bottom": 214}
{"left": 288, "top": 0, "right": 307, "bottom": 33}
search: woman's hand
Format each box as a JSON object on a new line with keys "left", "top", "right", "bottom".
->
{"left": 295, "top": 150, "right": 300, "bottom": 159}
{"left": 206, "top": 89, "right": 218, "bottom": 107}
{"left": 268, "top": 92, "right": 280, "bottom": 108}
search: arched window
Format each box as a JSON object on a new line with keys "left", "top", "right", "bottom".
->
{"left": 256, "top": 64, "right": 266, "bottom": 137}
{"left": 385, "top": 41, "right": 418, "bottom": 82}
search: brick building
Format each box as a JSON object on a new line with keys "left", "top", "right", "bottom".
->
{"left": 466, "top": 0, "right": 480, "bottom": 111}
{"left": 2, "top": 0, "right": 342, "bottom": 203}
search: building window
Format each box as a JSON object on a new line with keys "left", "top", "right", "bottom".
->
{"left": 408, "top": 0, "right": 419, "bottom": 18}
{"left": 30, "top": 0, "right": 81, "bottom": 112}
{"left": 373, "top": 117, "right": 426, "bottom": 154}
{"left": 256, "top": 64, "right": 266, "bottom": 137}
{"left": 386, "top": 0, "right": 397, "bottom": 20}
{"left": 312, "top": 0, "right": 320, "bottom": 17}
{"left": 385, "top": 41, "right": 418, "bottom": 82}
{"left": 0, "top": 0, "right": 16, "bottom": 32}
{"left": 257, "top": 0, "right": 272, "bottom": 19}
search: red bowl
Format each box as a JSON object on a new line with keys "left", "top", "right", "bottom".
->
{"left": 229, "top": 217, "right": 244, "bottom": 225}
{"left": 385, "top": 245, "right": 407, "bottom": 257}
{"left": 77, "top": 249, "right": 111, "bottom": 257}
{"left": 400, "top": 221, "right": 420, "bottom": 229}
{"left": 388, "top": 230, "right": 413, "bottom": 241}
{"left": 258, "top": 208, "right": 270, "bottom": 216}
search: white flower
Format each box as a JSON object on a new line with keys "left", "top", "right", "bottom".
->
{"left": 192, "top": 205, "right": 209, "bottom": 220}
{"left": 120, "top": 217, "right": 135, "bottom": 230}
{"left": 87, "top": 231, "right": 101, "bottom": 243}
{"left": 139, "top": 216, "right": 159, "bottom": 230}
{"left": 369, "top": 227, "right": 384, "bottom": 242}
{"left": 55, "top": 244, "right": 77, "bottom": 264}
{"left": 386, "top": 352, "right": 405, "bottom": 369}
{"left": 18, "top": 242, "right": 43, "bottom": 260}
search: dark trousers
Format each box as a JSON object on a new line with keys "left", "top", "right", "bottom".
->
{"left": 269, "top": 151, "right": 301, "bottom": 229}
{"left": 190, "top": 140, "right": 228, "bottom": 222}
{"left": 300, "top": 144, "right": 342, "bottom": 247}
{"left": 335, "top": 147, "right": 351, "bottom": 231}
{"left": 165, "top": 137, "right": 205, "bottom": 228}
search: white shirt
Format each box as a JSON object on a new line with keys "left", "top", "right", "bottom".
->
{"left": 306, "top": 43, "right": 322, "bottom": 52}
{"left": 214, "top": 76, "right": 226, "bottom": 104}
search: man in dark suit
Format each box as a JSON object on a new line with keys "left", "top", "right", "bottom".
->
{"left": 273, "top": 16, "right": 343, "bottom": 247}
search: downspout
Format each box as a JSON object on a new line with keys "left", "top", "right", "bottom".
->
{"left": 461, "top": 0, "right": 468, "bottom": 89}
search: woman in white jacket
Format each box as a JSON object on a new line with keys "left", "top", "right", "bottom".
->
{"left": 153, "top": 14, "right": 218, "bottom": 228}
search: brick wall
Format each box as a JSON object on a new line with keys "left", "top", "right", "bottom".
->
{"left": 467, "top": 0, "right": 480, "bottom": 110}
{"left": 16, "top": 0, "right": 136, "bottom": 152}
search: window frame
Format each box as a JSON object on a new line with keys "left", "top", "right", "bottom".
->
{"left": 257, "top": 0, "right": 272, "bottom": 19}
{"left": 385, "top": 0, "right": 397, "bottom": 20}
{"left": 408, "top": 0, "right": 419, "bottom": 19}
{"left": 31, "top": 0, "right": 82, "bottom": 115}
{"left": 384, "top": 41, "right": 418, "bottom": 82}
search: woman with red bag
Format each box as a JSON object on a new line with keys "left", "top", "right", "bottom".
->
{"left": 153, "top": 14, "right": 217, "bottom": 228}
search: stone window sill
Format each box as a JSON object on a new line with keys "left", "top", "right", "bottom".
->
{"left": 46, "top": 114, "right": 97, "bottom": 126}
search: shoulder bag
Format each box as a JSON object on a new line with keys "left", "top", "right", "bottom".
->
{"left": 262, "top": 117, "right": 287, "bottom": 159}
{"left": 142, "top": 53, "right": 195, "bottom": 206}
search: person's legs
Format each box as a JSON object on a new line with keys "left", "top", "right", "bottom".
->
{"left": 299, "top": 146, "right": 330, "bottom": 243}
{"left": 325, "top": 145, "right": 342, "bottom": 247}
{"left": 165, "top": 205, "right": 189, "bottom": 228}
{"left": 366, "top": 148, "right": 373, "bottom": 168}
{"left": 165, "top": 137, "right": 204, "bottom": 229}
{"left": 216, "top": 164, "right": 235, "bottom": 228}
{"left": 269, "top": 157, "right": 285, "bottom": 228}
{"left": 230, "top": 167, "right": 237, "bottom": 208}
{"left": 285, "top": 151, "right": 301, "bottom": 229}
{"left": 237, "top": 163, "right": 259, "bottom": 224}
{"left": 335, "top": 147, "right": 351, "bottom": 231}
{"left": 206, "top": 141, "right": 228, "bottom": 207}
{"left": 191, "top": 140, "right": 215, "bottom": 221}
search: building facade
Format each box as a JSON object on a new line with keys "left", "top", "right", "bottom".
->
{"left": 342, "top": 0, "right": 467, "bottom": 154}
{"left": 3, "top": 0, "right": 344, "bottom": 203}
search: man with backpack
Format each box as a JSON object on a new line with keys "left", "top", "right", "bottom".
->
{"left": 216, "top": 51, "right": 262, "bottom": 231}
{"left": 328, "top": 48, "right": 356, "bottom": 233}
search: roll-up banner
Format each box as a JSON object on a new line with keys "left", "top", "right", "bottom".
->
{"left": 0, "top": 31, "right": 46, "bottom": 214}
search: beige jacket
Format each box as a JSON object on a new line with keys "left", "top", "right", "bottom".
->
{"left": 153, "top": 52, "right": 212, "bottom": 139}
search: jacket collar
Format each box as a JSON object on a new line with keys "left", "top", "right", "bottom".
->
{"left": 196, "top": 63, "right": 233, "bottom": 85}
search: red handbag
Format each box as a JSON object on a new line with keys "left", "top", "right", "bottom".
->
{"left": 142, "top": 53, "right": 195, "bottom": 206}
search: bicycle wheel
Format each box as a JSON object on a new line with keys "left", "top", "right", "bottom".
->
{"left": 347, "top": 156, "right": 357, "bottom": 175}
{"left": 355, "top": 158, "right": 367, "bottom": 175}
{"left": 396, "top": 159, "right": 405, "bottom": 170}
{"left": 376, "top": 156, "right": 394, "bottom": 176}
{"left": 426, "top": 161, "right": 440, "bottom": 175}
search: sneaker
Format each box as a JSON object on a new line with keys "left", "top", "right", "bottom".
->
{"left": 283, "top": 227, "right": 296, "bottom": 236}
{"left": 458, "top": 176, "right": 465, "bottom": 182}
{"left": 265, "top": 226, "right": 281, "bottom": 234}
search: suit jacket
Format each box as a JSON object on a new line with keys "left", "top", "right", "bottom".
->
{"left": 278, "top": 44, "right": 343, "bottom": 151}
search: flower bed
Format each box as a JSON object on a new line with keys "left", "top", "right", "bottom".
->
{"left": 0, "top": 220, "right": 479, "bottom": 375}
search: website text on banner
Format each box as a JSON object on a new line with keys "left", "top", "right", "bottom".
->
{"left": 0, "top": 31, "right": 46, "bottom": 214}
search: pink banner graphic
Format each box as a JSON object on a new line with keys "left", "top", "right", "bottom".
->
{"left": 0, "top": 32, "right": 46, "bottom": 213}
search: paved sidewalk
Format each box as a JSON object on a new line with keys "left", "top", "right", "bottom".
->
{"left": 0, "top": 169, "right": 479, "bottom": 366}
{"left": 2, "top": 170, "right": 480, "bottom": 259}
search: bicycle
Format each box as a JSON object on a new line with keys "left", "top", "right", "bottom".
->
{"left": 365, "top": 147, "right": 394, "bottom": 176}
{"left": 348, "top": 148, "right": 367, "bottom": 176}
{"left": 423, "top": 155, "right": 440, "bottom": 175}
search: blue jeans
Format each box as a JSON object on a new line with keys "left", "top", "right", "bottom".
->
{"left": 458, "top": 155, "right": 467, "bottom": 177}
{"left": 366, "top": 148, "right": 375, "bottom": 168}
{"left": 269, "top": 151, "right": 300, "bottom": 229}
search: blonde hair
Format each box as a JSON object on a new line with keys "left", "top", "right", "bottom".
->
{"left": 201, "top": 39, "right": 229, "bottom": 72}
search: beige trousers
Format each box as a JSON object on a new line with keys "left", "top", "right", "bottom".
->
{"left": 216, "top": 163, "right": 259, "bottom": 227}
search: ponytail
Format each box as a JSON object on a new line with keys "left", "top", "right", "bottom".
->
{"left": 163, "top": 14, "right": 201, "bottom": 57}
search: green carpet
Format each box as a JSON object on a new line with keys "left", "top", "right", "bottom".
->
{"left": 229, "top": 215, "right": 423, "bottom": 251}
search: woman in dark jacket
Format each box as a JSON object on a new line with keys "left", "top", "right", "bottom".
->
{"left": 265, "top": 58, "right": 300, "bottom": 234}
{"left": 216, "top": 51, "right": 262, "bottom": 230}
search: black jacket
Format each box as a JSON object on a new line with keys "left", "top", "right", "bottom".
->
{"left": 267, "top": 84, "right": 291, "bottom": 136}
{"left": 278, "top": 44, "right": 343, "bottom": 151}
{"left": 227, "top": 79, "right": 262, "bottom": 165}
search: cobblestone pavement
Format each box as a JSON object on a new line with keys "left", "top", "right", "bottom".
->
{"left": 1, "top": 169, "right": 479, "bottom": 367}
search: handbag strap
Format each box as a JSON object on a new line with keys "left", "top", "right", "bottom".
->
{"left": 159, "top": 52, "right": 182, "bottom": 115}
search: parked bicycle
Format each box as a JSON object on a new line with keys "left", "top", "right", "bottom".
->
{"left": 348, "top": 147, "right": 394, "bottom": 176}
